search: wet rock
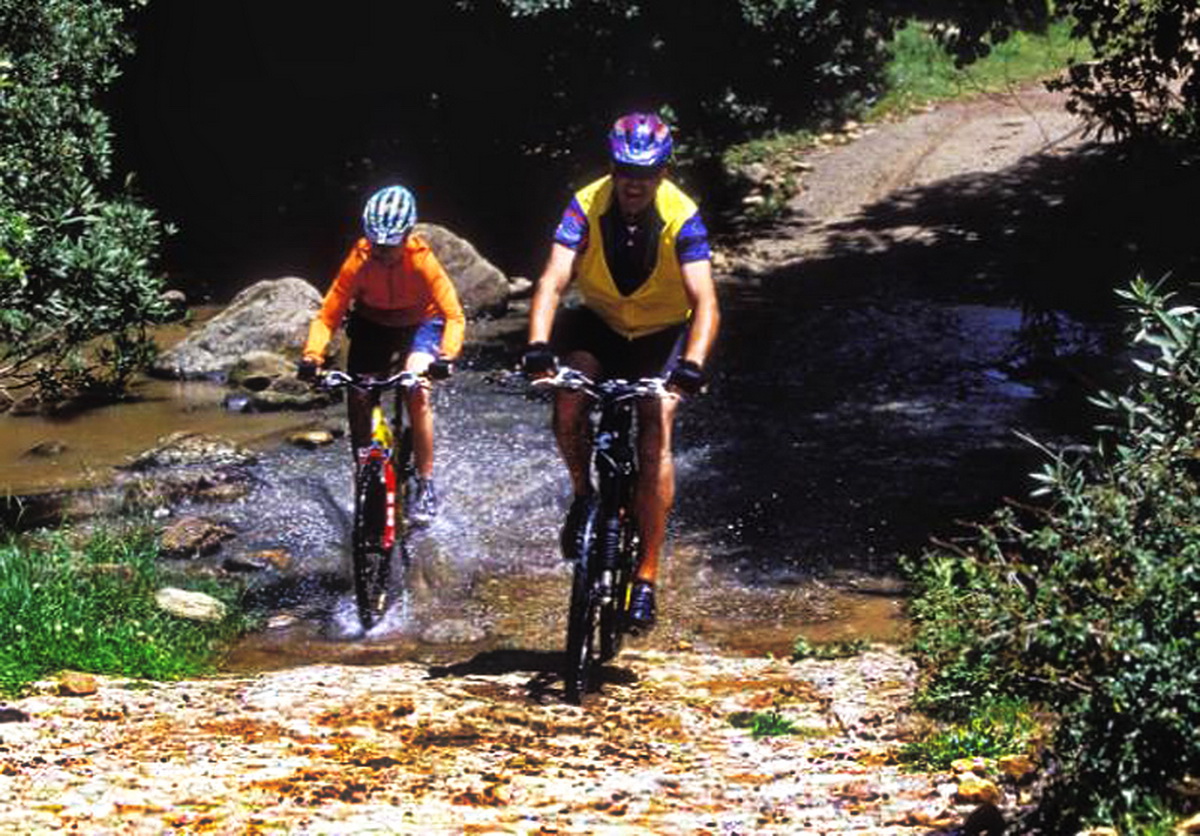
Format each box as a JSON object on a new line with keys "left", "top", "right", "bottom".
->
{"left": 223, "top": 549, "right": 292, "bottom": 573}
{"left": 158, "top": 289, "right": 188, "bottom": 322}
{"left": 415, "top": 223, "right": 510, "bottom": 318}
{"left": 121, "top": 467, "right": 254, "bottom": 510}
{"left": 507, "top": 276, "right": 533, "bottom": 298}
{"left": 961, "top": 802, "right": 1005, "bottom": 836}
{"left": 125, "top": 431, "right": 257, "bottom": 470}
{"left": 222, "top": 555, "right": 268, "bottom": 573}
{"left": 955, "top": 775, "right": 1002, "bottom": 805}
{"left": 23, "top": 440, "right": 67, "bottom": 458}
{"left": 895, "top": 805, "right": 956, "bottom": 828}
{"left": 154, "top": 587, "right": 228, "bottom": 622}
{"left": 288, "top": 430, "right": 336, "bottom": 449}
{"left": 151, "top": 277, "right": 322, "bottom": 380}
{"left": 997, "top": 753, "right": 1037, "bottom": 782}
{"left": 9, "top": 394, "right": 40, "bottom": 416}
{"left": 57, "top": 672, "right": 99, "bottom": 697}
{"left": 1176, "top": 812, "right": 1200, "bottom": 834}
{"left": 420, "top": 619, "right": 487, "bottom": 645}
{"left": 160, "top": 516, "right": 236, "bottom": 559}
{"left": 228, "top": 350, "right": 294, "bottom": 392}
{"left": 245, "top": 375, "right": 330, "bottom": 411}
{"left": 951, "top": 756, "right": 989, "bottom": 775}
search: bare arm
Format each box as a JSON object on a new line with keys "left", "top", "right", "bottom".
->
{"left": 527, "top": 242, "right": 578, "bottom": 345}
{"left": 680, "top": 258, "right": 720, "bottom": 367}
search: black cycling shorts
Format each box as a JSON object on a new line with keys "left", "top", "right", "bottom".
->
{"left": 346, "top": 314, "right": 444, "bottom": 375}
{"left": 550, "top": 306, "right": 687, "bottom": 381}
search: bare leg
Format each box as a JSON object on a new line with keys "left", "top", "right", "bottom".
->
{"left": 404, "top": 352, "right": 435, "bottom": 479}
{"left": 553, "top": 350, "right": 602, "bottom": 496}
{"left": 347, "top": 388, "right": 374, "bottom": 455}
{"left": 634, "top": 395, "right": 679, "bottom": 584}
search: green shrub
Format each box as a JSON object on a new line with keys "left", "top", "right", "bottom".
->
{"left": 0, "top": 0, "right": 168, "bottom": 404}
{"left": 900, "top": 698, "right": 1042, "bottom": 772}
{"left": 905, "top": 276, "right": 1200, "bottom": 830}
{"left": 0, "top": 525, "right": 250, "bottom": 696}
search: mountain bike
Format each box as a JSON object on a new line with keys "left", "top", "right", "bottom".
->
{"left": 318, "top": 369, "right": 424, "bottom": 631}
{"left": 532, "top": 367, "right": 669, "bottom": 703}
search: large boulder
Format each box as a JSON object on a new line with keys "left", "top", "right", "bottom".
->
{"left": 151, "top": 277, "right": 322, "bottom": 380}
{"left": 416, "top": 223, "right": 510, "bottom": 318}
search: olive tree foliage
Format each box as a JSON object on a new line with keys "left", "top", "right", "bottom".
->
{"left": 0, "top": 0, "right": 167, "bottom": 405}
{"left": 482, "top": 0, "right": 1200, "bottom": 156}
{"left": 1052, "top": 0, "right": 1200, "bottom": 142}
{"left": 461, "top": 0, "right": 896, "bottom": 162}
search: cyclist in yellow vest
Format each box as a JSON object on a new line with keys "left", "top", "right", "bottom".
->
{"left": 522, "top": 112, "right": 721, "bottom": 632}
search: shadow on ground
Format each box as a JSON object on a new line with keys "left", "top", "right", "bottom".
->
{"left": 681, "top": 139, "right": 1199, "bottom": 584}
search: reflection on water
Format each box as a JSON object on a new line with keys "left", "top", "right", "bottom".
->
{"left": 0, "top": 381, "right": 322, "bottom": 496}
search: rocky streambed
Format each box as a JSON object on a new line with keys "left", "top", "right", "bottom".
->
{"left": 0, "top": 647, "right": 1027, "bottom": 835}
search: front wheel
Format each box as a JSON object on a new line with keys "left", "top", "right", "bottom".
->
{"left": 352, "top": 458, "right": 395, "bottom": 630}
{"left": 600, "top": 509, "right": 637, "bottom": 663}
{"left": 563, "top": 510, "right": 600, "bottom": 703}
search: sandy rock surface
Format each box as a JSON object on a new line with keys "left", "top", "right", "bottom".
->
{"left": 0, "top": 648, "right": 993, "bottom": 835}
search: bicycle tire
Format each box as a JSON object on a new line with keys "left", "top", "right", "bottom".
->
{"left": 352, "top": 458, "right": 394, "bottom": 630}
{"left": 600, "top": 510, "right": 637, "bottom": 662}
{"left": 563, "top": 514, "right": 600, "bottom": 703}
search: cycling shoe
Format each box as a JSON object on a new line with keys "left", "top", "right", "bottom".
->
{"left": 408, "top": 478, "right": 438, "bottom": 526}
{"left": 627, "top": 580, "right": 656, "bottom": 634}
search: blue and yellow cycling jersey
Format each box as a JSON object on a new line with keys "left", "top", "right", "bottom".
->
{"left": 553, "top": 175, "right": 710, "bottom": 339}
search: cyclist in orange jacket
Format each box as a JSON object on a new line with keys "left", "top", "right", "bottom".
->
{"left": 521, "top": 113, "right": 720, "bottom": 631}
{"left": 300, "top": 184, "right": 465, "bottom": 524}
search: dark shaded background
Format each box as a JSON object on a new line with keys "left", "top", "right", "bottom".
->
{"left": 105, "top": 2, "right": 887, "bottom": 301}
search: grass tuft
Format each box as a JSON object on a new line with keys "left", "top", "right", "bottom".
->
{"left": 871, "top": 19, "right": 1090, "bottom": 120}
{"left": 0, "top": 525, "right": 251, "bottom": 696}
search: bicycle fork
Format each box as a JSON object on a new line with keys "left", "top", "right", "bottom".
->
{"left": 592, "top": 404, "right": 636, "bottom": 605}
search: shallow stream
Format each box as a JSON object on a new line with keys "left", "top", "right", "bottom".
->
{"left": 0, "top": 281, "right": 1115, "bottom": 669}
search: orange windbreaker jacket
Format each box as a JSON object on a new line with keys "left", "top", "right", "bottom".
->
{"left": 303, "top": 234, "right": 465, "bottom": 362}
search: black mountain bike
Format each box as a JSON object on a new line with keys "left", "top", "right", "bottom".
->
{"left": 319, "top": 370, "right": 424, "bottom": 630}
{"left": 533, "top": 367, "right": 668, "bottom": 703}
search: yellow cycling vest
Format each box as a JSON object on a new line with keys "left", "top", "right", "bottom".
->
{"left": 574, "top": 175, "right": 697, "bottom": 339}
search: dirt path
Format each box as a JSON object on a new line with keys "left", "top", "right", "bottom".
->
{"left": 0, "top": 86, "right": 1089, "bottom": 835}
{"left": 729, "top": 85, "right": 1090, "bottom": 275}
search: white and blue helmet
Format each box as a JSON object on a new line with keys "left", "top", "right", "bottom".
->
{"left": 362, "top": 184, "right": 417, "bottom": 246}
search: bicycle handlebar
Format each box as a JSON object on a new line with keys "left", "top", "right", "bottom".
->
{"left": 317, "top": 369, "right": 427, "bottom": 393}
{"left": 530, "top": 367, "right": 670, "bottom": 401}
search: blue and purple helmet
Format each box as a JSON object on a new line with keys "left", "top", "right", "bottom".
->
{"left": 608, "top": 113, "right": 673, "bottom": 169}
{"left": 362, "top": 184, "right": 416, "bottom": 246}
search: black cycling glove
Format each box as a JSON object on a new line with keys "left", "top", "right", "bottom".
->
{"left": 521, "top": 341, "right": 558, "bottom": 376}
{"left": 666, "top": 359, "right": 705, "bottom": 396}
{"left": 297, "top": 357, "right": 320, "bottom": 382}
{"left": 427, "top": 357, "right": 454, "bottom": 380}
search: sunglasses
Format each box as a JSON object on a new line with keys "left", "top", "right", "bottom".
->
{"left": 613, "top": 163, "right": 664, "bottom": 181}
